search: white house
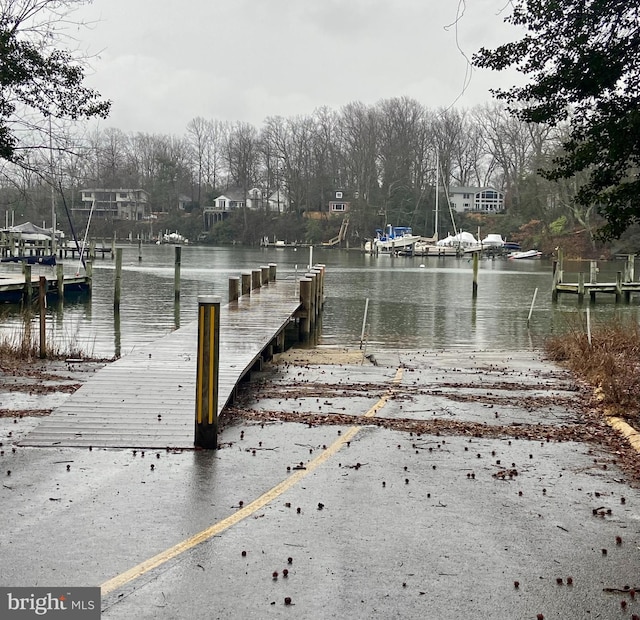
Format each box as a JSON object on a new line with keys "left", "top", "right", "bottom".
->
{"left": 449, "top": 187, "right": 505, "bottom": 213}
{"left": 267, "top": 189, "right": 290, "bottom": 213}
{"left": 77, "top": 189, "right": 150, "bottom": 220}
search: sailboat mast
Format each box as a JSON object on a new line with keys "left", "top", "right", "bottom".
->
{"left": 434, "top": 152, "right": 439, "bottom": 241}
{"left": 49, "top": 118, "right": 57, "bottom": 255}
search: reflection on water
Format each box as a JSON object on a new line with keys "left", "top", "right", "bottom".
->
{"left": 1, "top": 245, "right": 640, "bottom": 357}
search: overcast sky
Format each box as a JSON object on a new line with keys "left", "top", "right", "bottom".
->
{"left": 72, "top": 0, "right": 523, "bottom": 136}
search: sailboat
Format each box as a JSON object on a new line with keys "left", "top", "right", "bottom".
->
{"left": 412, "top": 154, "right": 479, "bottom": 256}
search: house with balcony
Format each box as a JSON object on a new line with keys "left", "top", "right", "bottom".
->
{"left": 77, "top": 189, "right": 150, "bottom": 220}
{"left": 449, "top": 187, "right": 505, "bottom": 213}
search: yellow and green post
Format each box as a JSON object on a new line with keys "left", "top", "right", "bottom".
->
{"left": 195, "top": 295, "right": 221, "bottom": 449}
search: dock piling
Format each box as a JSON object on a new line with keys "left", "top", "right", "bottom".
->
{"left": 114, "top": 248, "right": 122, "bottom": 310}
{"left": 472, "top": 253, "right": 479, "bottom": 299}
{"left": 194, "top": 296, "right": 221, "bottom": 449}
{"left": 228, "top": 277, "right": 240, "bottom": 302}
{"left": 23, "top": 265, "right": 31, "bottom": 305}
{"left": 174, "top": 246, "right": 181, "bottom": 301}
{"left": 39, "top": 276, "right": 47, "bottom": 359}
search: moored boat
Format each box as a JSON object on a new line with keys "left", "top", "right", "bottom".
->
{"left": 508, "top": 249, "right": 542, "bottom": 260}
{"left": 365, "top": 225, "right": 421, "bottom": 254}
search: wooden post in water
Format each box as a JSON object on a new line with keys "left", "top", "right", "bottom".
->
{"left": 260, "top": 265, "right": 269, "bottom": 286}
{"left": 268, "top": 263, "right": 277, "bottom": 282}
{"left": 56, "top": 264, "right": 64, "bottom": 300}
{"left": 228, "top": 276, "right": 240, "bottom": 302}
{"left": 85, "top": 261, "right": 93, "bottom": 292}
{"left": 194, "top": 295, "right": 220, "bottom": 449}
{"left": 174, "top": 246, "right": 181, "bottom": 301}
{"left": 615, "top": 271, "right": 622, "bottom": 303}
{"left": 39, "top": 276, "right": 47, "bottom": 358}
{"left": 625, "top": 255, "right": 634, "bottom": 302}
{"left": 138, "top": 239, "right": 142, "bottom": 262}
{"left": 112, "top": 234, "right": 116, "bottom": 259}
{"left": 527, "top": 288, "right": 538, "bottom": 328}
{"left": 114, "top": 248, "right": 122, "bottom": 310}
{"left": 472, "top": 252, "right": 479, "bottom": 299}
{"left": 577, "top": 272, "right": 584, "bottom": 304}
{"left": 241, "top": 272, "right": 251, "bottom": 296}
{"left": 23, "top": 264, "right": 31, "bottom": 304}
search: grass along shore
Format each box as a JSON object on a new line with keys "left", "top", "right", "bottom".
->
{"left": 545, "top": 318, "right": 640, "bottom": 423}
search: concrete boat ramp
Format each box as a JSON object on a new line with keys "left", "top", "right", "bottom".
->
{"left": 2, "top": 347, "right": 640, "bottom": 619}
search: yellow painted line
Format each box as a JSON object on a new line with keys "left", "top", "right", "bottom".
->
{"left": 594, "top": 387, "right": 640, "bottom": 454}
{"left": 101, "top": 367, "right": 403, "bottom": 596}
{"left": 606, "top": 416, "right": 640, "bottom": 453}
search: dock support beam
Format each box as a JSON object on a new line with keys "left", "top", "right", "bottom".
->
{"left": 195, "top": 296, "right": 220, "bottom": 449}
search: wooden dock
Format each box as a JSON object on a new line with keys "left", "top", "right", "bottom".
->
{"left": 20, "top": 266, "right": 323, "bottom": 449}
{"left": 0, "top": 271, "right": 91, "bottom": 304}
{"left": 552, "top": 251, "right": 640, "bottom": 303}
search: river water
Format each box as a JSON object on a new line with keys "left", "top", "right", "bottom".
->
{"left": 2, "top": 244, "right": 639, "bottom": 358}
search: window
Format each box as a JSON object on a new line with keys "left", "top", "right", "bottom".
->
{"left": 218, "top": 200, "right": 226, "bottom": 210}
{"left": 119, "top": 192, "right": 128, "bottom": 199}
{"left": 332, "top": 203, "right": 346, "bottom": 212}
{"left": 336, "top": 191, "right": 343, "bottom": 199}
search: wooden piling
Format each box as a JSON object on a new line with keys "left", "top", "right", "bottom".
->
{"left": 260, "top": 265, "right": 269, "bottom": 286}
{"left": 194, "top": 295, "right": 220, "bottom": 449}
{"left": 268, "top": 263, "right": 277, "bottom": 282}
{"left": 616, "top": 271, "right": 622, "bottom": 303}
{"left": 174, "top": 246, "right": 181, "bottom": 301}
{"left": 23, "top": 265, "right": 31, "bottom": 304}
{"left": 251, "top": 269, "right": 262, "bottom": 290}
{"left": 299, "top": 277, "right": 312, "bottom": 339}
{"left": 39, "top": 276, "right": 47, "bottom": 358}
{"left": 114, "top": 248, "right": 122, "bottom": 310}
{"left": 56, "top": 264, "right": 64, "bottom": 300}
{"left": 241, "top": 272, "right": 252, "bottom": 296}
{"left": 472, "top": 253, "right": 479, "bottom": 299}
{"left": 228, "top": 276, "right": 240, "bottom": 302}
{"left": 138, "top": 239, "right": 142, "bottom": 262}
{"left": 577, "top": 272, "right": 585, "bottom": 303}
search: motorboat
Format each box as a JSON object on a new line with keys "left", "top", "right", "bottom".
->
{"left": 365, "top": 225, "right": 421, "bottom": 253}
{"left": 508, "top": 249, "right": 542, "bottom": 259}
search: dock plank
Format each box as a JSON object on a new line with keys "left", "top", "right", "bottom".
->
{"left": 20, "top": 280, "right": 302, "bottom": 449}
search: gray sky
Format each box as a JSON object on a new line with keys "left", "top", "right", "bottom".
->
{"left": 73, "top": 0, "right": 522, "bottom": 136}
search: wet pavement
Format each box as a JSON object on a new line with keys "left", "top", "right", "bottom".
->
{"left": 1, "top": 348, "right": 640, "bottom": 619}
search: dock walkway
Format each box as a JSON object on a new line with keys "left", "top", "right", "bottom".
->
{"left": 20, "top": 278, "right": 302, "bottom": 450}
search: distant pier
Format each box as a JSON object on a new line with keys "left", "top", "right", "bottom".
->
{"left": 552, "top": 250, "right": 640, "bottom": 303}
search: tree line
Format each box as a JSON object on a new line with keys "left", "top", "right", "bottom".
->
{"left": 1, "top": 97, "right": 595, "bottom": 247}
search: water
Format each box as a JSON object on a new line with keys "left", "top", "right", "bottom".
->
{"left": 2, "top": 245, "right": 639, "bottom": 357}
